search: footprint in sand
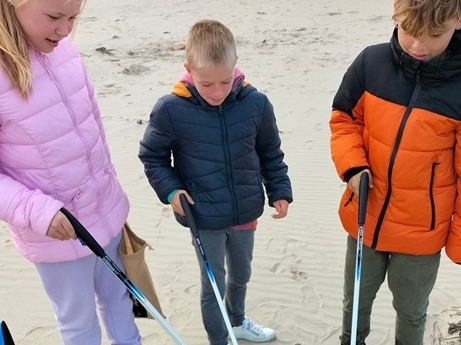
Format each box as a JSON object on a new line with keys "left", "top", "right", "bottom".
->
{"left": 271, "top": 304, "right": 329, "bottom": 343}
{"left": 17, "top": 325, "right": 59, "bottom": 344}
{"left": 314, "top": 122, "right": 324, "bottom": 131}
{"left": 300, "top": 281, "right": 322, "bottom": 313}
{"left": 303, "top": 139, "right": 314, "bottom": 149}
{"left": 429, "top": 307, "right": 461, "bottom": 345}
{"left": 277, "top": 238, "right": 309, "bottom": 255}
{"left": 122, "top": 64, "right": 150, "bottom": 76}
{"left": 167, "top": 259, "right": 188, "bottom": 273}
{"left": 184, "top": 284, "right": 199, "bottom": 296}
{"left": 141, "top": 331, "right": 166, "bottom": 344}
{"left": 161, "top": 206, "right": 172, "bottom": 218}
{"left": 269, "top": 255, "right": 309, "bottom": 282}
{"left": 289, "top": 264, "right": 309, "bottom": 281}
{"left": 165, "top": 296, "right": 194, "bottom": 329}
{"left": 157, "top": 259, "right": 188, "bottom": 287}
{"left": 157, "top": 271, "right": 179, "bottom": 288}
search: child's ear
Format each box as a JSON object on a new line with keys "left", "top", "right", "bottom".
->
{"left": 184, "top": 62, "right": 191, "bottom": 73}
{"left": 455, "top": 19, "right": 461, "bottom": 30}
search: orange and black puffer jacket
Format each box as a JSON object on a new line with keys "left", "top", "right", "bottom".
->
{"left": 330, "top": 28, "right": 461, "bottom": 262}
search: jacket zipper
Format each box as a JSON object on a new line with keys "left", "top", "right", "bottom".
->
{"left": 429, "top": 162, "right": 440, "bottom": 230}
{"left": 371, "top": 70, "right": 421, "bottom": 249}
{"left": 218, "top": 105, "right": 239, "bottom": 225}
{"left": 37, "top": 51, "right": 105, "bottom": 225}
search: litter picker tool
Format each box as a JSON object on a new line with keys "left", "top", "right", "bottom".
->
{"left": 179, "top": 194, "right": 238, "bottom": 345}
{"left": 0, "top": 321, "right": 15, "bottom": 345}
{"left": 350, "top": 172, "right": 369, "bottom": 345}
{"left": 60, "top": 208, "right": 187, "bottom": 345}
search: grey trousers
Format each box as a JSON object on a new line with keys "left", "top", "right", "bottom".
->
{"left": 191, "top": 228, "right": 255, "bottom": 345}
{"left": 341, "top": 235, "right": 440, "bottom": 345}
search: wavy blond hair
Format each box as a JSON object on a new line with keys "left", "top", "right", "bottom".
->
{"left": 393, "top": 0, "right": 461, "bottom": 37}
{"left": 186, "top": 19, "right": 237, "bottom": 70}
{"left": 0, "top": 0, "right": 85, "bottom": 98}
{"left": 0, "top": 0, "right": 30, "bottom": 98}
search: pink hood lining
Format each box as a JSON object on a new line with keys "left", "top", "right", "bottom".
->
{"left": 179, "top": 67, "right": 245, "bottom": 87}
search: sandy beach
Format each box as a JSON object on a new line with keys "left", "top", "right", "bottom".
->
{"left": 2, "top": 0, "right": 461, "bottom": 344}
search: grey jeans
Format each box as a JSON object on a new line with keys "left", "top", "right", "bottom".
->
{"left": 341, "top": 235, "right": 440, "bottom": 345}
{"left": 191, "top": 228, "right": 255, "bottom": 345}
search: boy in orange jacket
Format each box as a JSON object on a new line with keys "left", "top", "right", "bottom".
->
{"left": 330, "top": 0, "right": 461, "bottom": 344}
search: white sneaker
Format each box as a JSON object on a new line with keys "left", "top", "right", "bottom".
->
{"left": 232, "top": 317, "right": 276, "bottom": 342}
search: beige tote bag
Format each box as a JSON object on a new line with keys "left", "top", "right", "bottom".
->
{"left": 119, "top": 223, "right": 165, "bottom": 319}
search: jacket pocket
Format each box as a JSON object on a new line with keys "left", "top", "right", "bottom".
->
{"left": 429, "top": 162, "right": 440, "bottom": 230}
{"left": 63, "top": 190, "right": 82, "bottom": 218}
{"left": 343, "top": 189, "right": 355, "bottom": 207}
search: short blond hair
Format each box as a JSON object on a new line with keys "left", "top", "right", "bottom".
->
{"left": 393, "top": 0, "right": 461, "bottom": 37}
{"left": 186, "top": 19, "right": 237, "bottom": 70}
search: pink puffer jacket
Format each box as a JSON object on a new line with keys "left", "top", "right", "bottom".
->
{"left": 0, "top": 38, "right": 129, "bottom": 263}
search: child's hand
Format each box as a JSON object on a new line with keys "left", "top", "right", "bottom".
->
{"left": 170, "top": 190, "right": 194, "bottom": 216}
{"left": 347, "top": 169, "right": 373, "bottom": 196}
{"left": 46, "top": 210, "right": 77, "bottom": 241}
{"left": 272, "top": 199, "right": 289, "bottom": 219}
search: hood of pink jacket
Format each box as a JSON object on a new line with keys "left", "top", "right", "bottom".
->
{"left": 0, "top": 38, "right": 129, "bottom": 263}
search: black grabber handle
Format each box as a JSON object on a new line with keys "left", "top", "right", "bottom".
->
{"left": 358, "top": 173, "right": 369, "bottom": 226}
{"left": 60, "top": 208, "right": 105, "bottom": 258}
{"left": 179, "top": 194, "right": 198, "bottom": 237}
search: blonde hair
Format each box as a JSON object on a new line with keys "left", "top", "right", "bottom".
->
{"left": 393, "top": 0, "right": 461, "bottom": 37}
{"left": 186, "top": 19, "right": 237, "bottom": 70}
{"left": 0, "top": 0, "right": 85, "bottom": 98}
{"left": 0, "top": 0, "right": 30, "bottom": 98}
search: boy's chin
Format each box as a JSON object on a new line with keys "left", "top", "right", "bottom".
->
{"left": 207, "top": 100, "right": 224, "bottom": 106}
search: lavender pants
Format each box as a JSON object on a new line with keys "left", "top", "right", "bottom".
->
{"left": 35, "top": 232, "right": 142, "bottom": 345}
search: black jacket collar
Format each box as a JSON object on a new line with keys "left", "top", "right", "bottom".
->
{"left": 390, "top": 28, "right": 461, "bottom": 84}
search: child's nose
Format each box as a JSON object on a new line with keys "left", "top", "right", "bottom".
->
{"left": 212, "top": 87, "right": 225, "bottom": 98}
{"left": 56, "top": 21, "right": 73, "bottom": 38}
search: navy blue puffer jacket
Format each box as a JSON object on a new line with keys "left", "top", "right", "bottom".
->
{"left": 139, "top": 77, "right": 292, "bottom": 230}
